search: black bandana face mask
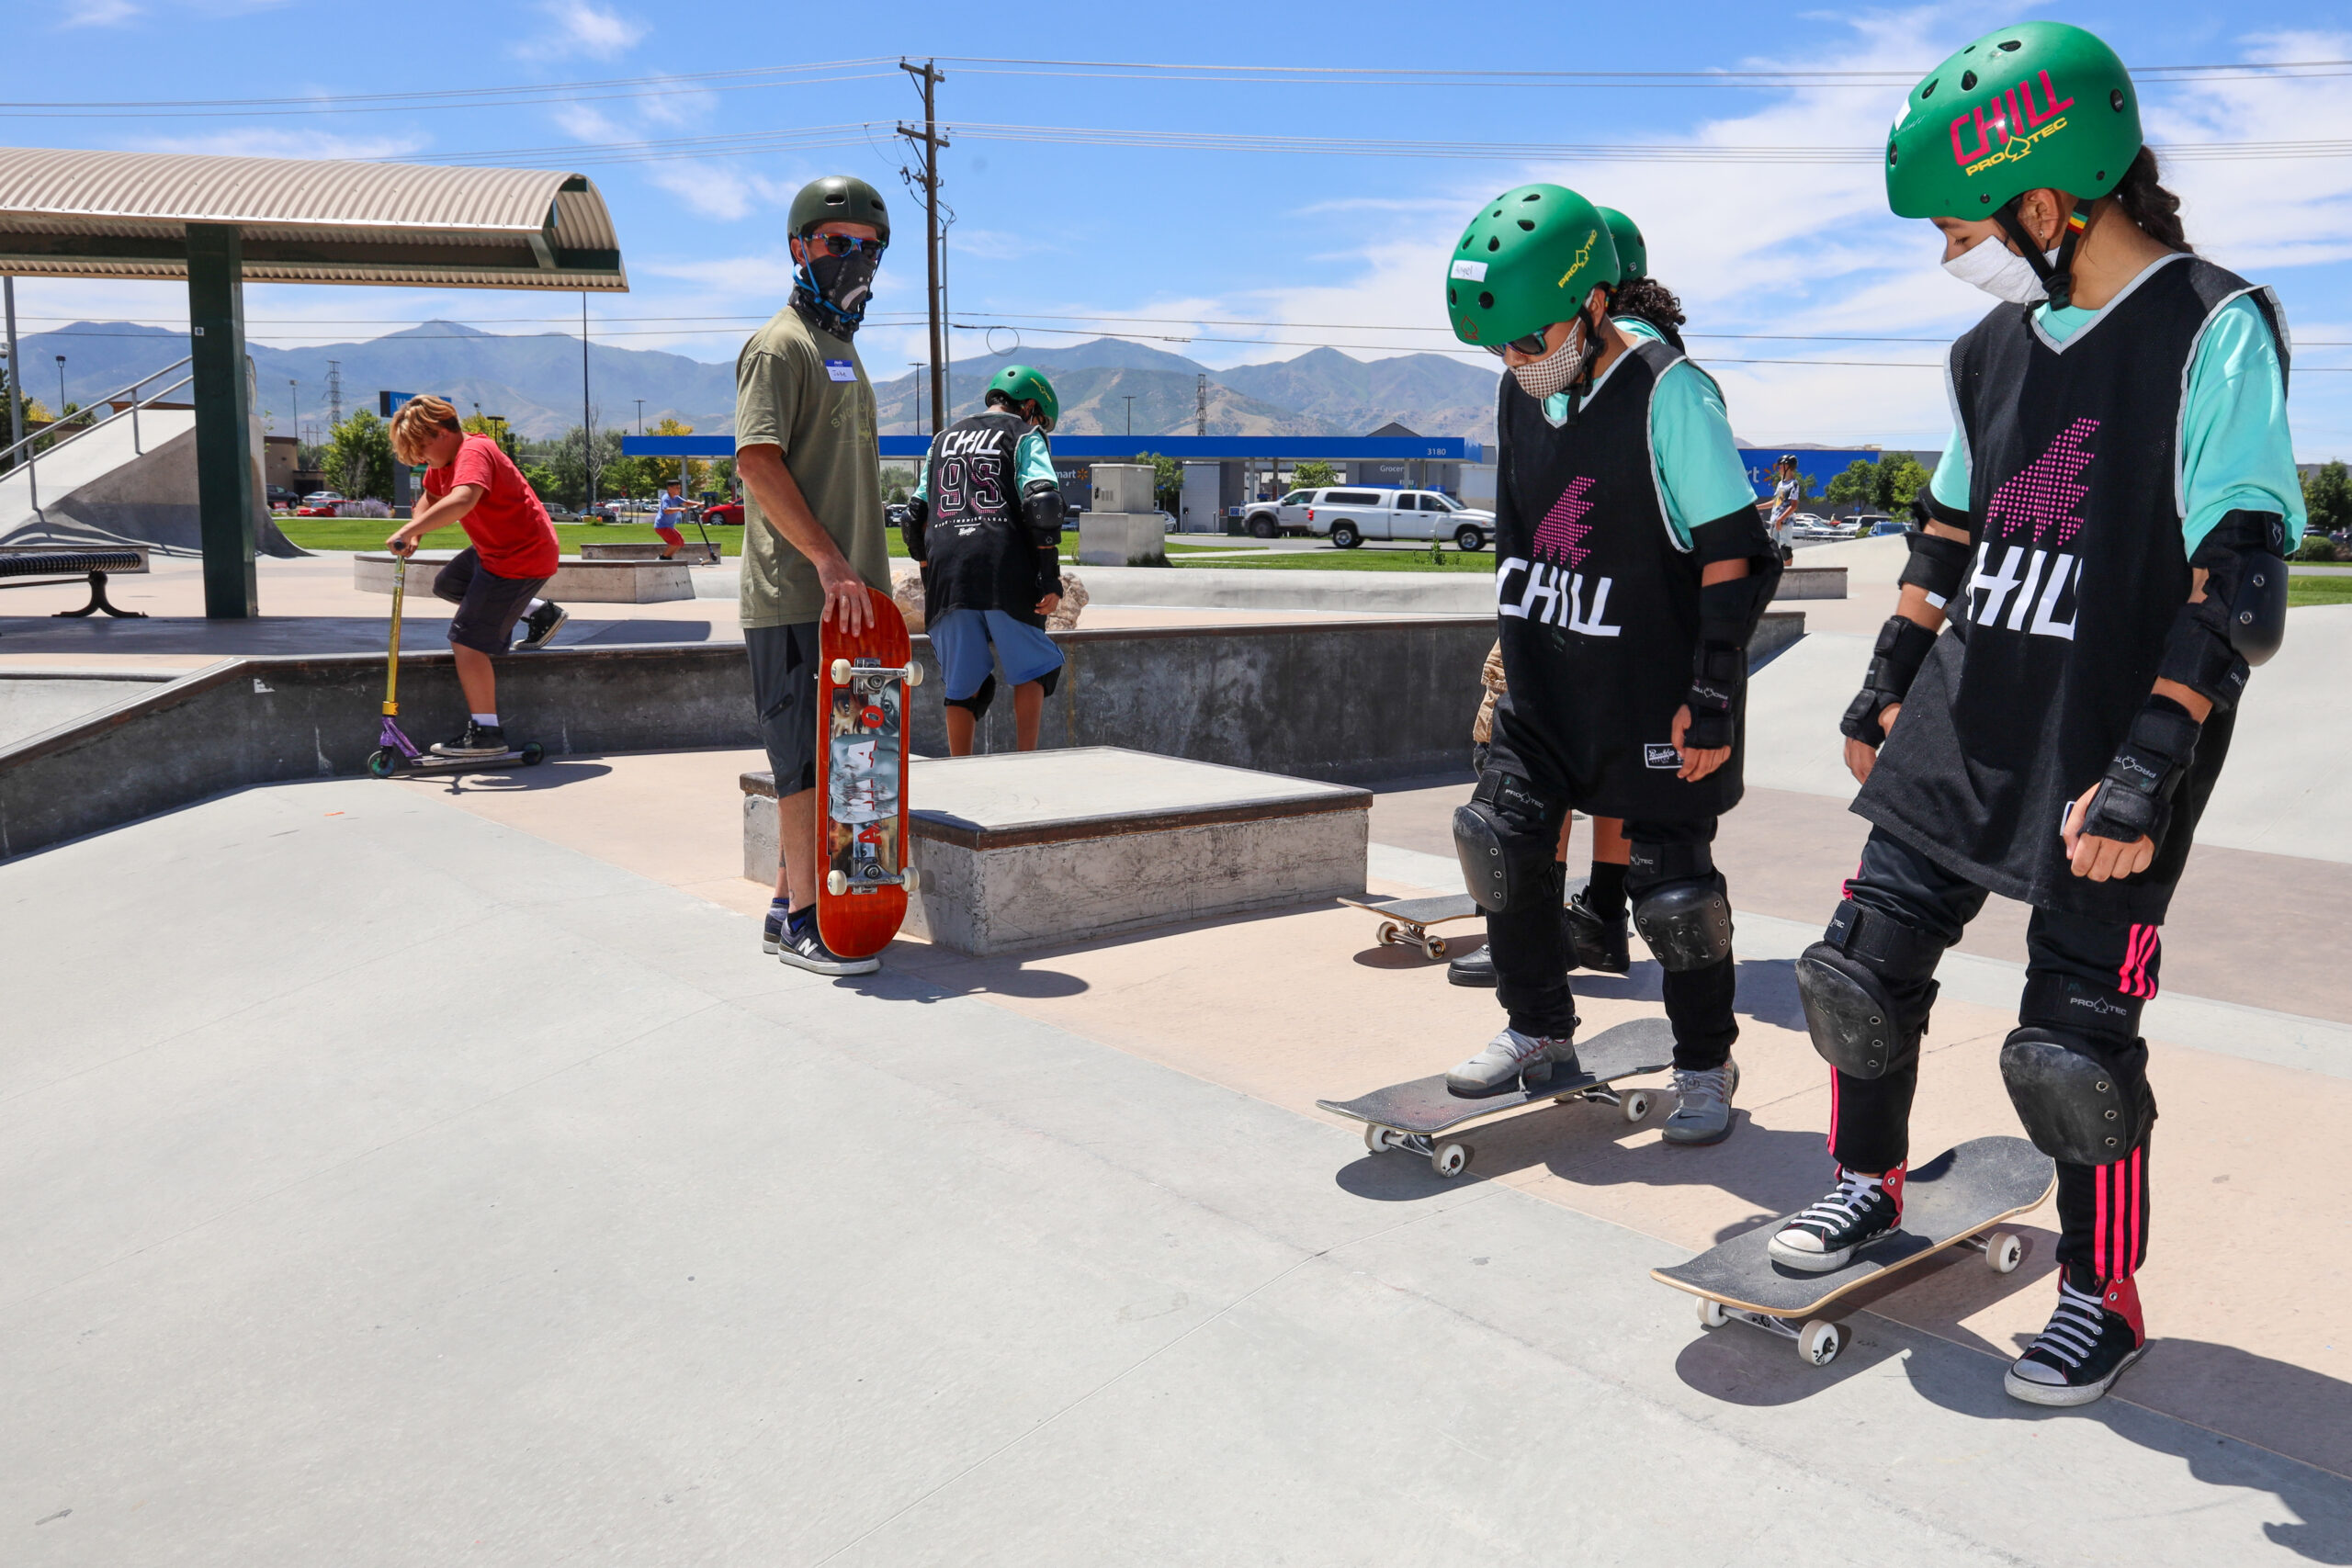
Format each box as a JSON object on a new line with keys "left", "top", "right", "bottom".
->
{"left": 796, "top": 243, "right": 882, "bottom": 335}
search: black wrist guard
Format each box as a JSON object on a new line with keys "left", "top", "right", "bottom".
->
{"left": 1682, "top": 574, "right": 1770, "bottom": 750}
{"left": 2081, "top": 696, "right": 2201, "bottom": 845}
{"left": 1838, "top": 615, "right": 1938, "bottom": 746}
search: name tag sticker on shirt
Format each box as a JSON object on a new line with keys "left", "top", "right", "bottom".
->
{"left": 1450, "top": 260, "right": 1488, "bottom": 282}
{"left": 824, "top": 359, "right": 856, "bottom": 383}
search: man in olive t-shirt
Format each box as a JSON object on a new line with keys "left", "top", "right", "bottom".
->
{"left": 738, "top": 174, "right": 895, "bottom": 976}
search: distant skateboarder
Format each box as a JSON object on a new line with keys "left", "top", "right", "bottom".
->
{"left": 901, "top": 364, "right": 1069, "bottom": 756}
{"left": 385, "top": 395, "right": 567, "bottom": 757}
{"left": 1440, "top": 183, "right": 1781, "bottom": 1144}
{"left": 1785, "top": 22, "right": 2301, "bottom": 1405}
{"left": 652, "top": 479, "right": 691, "bottom": 558}
{"left": 1760, "top": 455, "right": 1801, "bottom": 564}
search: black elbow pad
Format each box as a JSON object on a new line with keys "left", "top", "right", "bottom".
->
{"left": 1897, "top": 528, "right": 1975, "bottom": 607}
{"left": 1022, "top": 480, "right": 1065, "bottom": 546}
{"left": 902, "top": 495, "right": 930, "bottom": 561}
{"left": 2193, "top": 509, "right": 2288, "bottom": 667}
{"left": 1913, "top": 490, "right": 1975, "bottom": 539}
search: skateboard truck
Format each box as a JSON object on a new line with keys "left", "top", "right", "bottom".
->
{"left": 1361, "top": 1078, "right": 1654, "bottom": 1179}
{"left": 831, "top": 657, "right": 923, "bottom": 687}
{"left": 827, "top": 864, "right": 921, "bottom": 896}
{"left": 1690, "top": 1230, "right": 2025, "bottom": 1367}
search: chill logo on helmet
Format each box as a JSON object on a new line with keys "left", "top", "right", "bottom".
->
{"left": 1885, "top": 22, "right": 2140, "bottom": 220}
{"left": 1498, "top": 478, "right": 1622, "bottom": 638}
{"left": 1963, "top": 419, "right": 2099, "bottom": 640}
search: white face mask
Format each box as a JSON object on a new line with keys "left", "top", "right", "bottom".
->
{"left": 1509, "top": 320, "right": 1589, "bottom": 399}
{"left": 1943, "top": 233, "right": 2059, "bottom": 305}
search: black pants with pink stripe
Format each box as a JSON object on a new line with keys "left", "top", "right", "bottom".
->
{"left": 1827, "top": 828, "right": 2157, "bottom": 1280}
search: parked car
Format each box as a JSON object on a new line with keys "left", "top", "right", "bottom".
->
{"left": 1240, "top": 491, "right": 1316, "bottom": 538}
{"left": 294, "top": 491, "right": 345, "bottom": 517}
{"left": 703, "top": 501, "right": 745, "bottom": 526}
{"left": 1845, "top": 513, "right": 1897, "bottom": 538}
{"left": 885, "top": 502, "right": 910, "bottom": 526}
{"left": 266, "top": 485, "right": 301, "bottom": 511}
{"left": 1284, "top": 487, "right": 1497, "bottom": 551}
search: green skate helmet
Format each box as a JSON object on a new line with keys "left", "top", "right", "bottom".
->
{"left": 788, "top": 175, "right": 891, "bottom": 243}
{"left": 1596, "top": 207, "right": 1647, "bottom": 282}
{"left": 1445, "top": 184, "right": 1622, "bottom": 352}
{"left": 985, "top": 365, "right": 1059, "bottom": 431}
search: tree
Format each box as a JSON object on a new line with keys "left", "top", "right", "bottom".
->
{"left": 1136, "top": 451, "right": 1184, "bottom": 513}
{"left": 2304, "top": 459, "right": 2352, "bottom": 536}
{"left": 1823, "top": 459, "right": 1877, "bottom": 512}
{"left": 1875, "top": 455, "right": 1931, "bottom": 513}
{"left": 324, "top": 409, "right": 395, "bottom": 502}
{"left": 651, "top": 417, "right": 702, "bottom": 492}
{"left": 1292, "top": 459, "right": 1339, "bottom": 491}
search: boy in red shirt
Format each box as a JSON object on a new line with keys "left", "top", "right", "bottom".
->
{"left": 386, "top": 395, "right": 567, "bottom": 757}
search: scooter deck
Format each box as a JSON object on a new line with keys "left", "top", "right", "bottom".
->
{"left": 385, "top": 747, "right": 543, "bottom": 774}
{"left": 815, "top": 586, "right": 913, "bottom": 961}
{"left": 1653, "top": 1136, "right": 2054, "bottom": 1318}
{"left": 1318, "top": 1016, "right": 1674, "bottom": 1137}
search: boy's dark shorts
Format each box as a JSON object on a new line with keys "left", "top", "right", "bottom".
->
{"left": 433, "top": 548, "right": 548, "bottom": 655}
{"left": 746, "top": 621, "right": 821, "bottom": 796}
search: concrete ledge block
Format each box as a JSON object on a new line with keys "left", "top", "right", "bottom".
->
{"left": 578, "top": 541, "right": 722, "bottom": 564}
{"left": 742, "top": 747, "right": 1369, "bottom": 954}
{"left": 1775, "top": 566, "right": 1846, "bottom": 601}
{"left": 354, "top": 551, "right": 694, "bottom": 604}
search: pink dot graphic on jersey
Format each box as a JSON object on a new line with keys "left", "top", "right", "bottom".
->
{"left": 1984, "top": 417, "right": 2098, "bottom": 547}
{"left": 1532, "top": 476, "right": 1597, "bottom": 568}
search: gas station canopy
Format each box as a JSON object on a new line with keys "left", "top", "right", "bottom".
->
{"left": 0, "top": 147, "right": 626, "bottom": 290}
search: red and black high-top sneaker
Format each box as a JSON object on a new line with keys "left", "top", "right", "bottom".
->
{"left": 2006, "top": 1266, "right": 2148, "bottom": 1406}
{"left": 1768, "top": 1164, "right": 1905, "bottom": 1273}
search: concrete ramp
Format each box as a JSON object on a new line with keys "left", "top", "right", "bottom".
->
{"left": 0, "top": 409, "right": 300, "bottom": 558}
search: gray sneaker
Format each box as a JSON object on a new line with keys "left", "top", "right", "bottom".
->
{"left": 1445, "top": 1027, "right": 1578, "bottom": 1096}
{"left": 1661, "top": 1059, "right": 1740, "bottom": 1145}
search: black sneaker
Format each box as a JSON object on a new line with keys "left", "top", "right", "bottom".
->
{"left": 2006, "top": 1268, "right": 2148, "bottom": 1406}
{"left": 515, "top": 601, "right": 568, "bottom": 650}
{"left": 1446, "top": 944, "right": 1498, "bottom": 987}
{"left": 763, "top": 905, "right": 788, "bottom": 955}
{"left": 777, "top": 909, "right": 881, "bottom": 976}
{"left": 430, "top": 720, "right": 508, "bottom": 758}
{"left": 1566, "top": 890, "right": 1630, "bottom": 973}
{"left": 1769, "top": 1166, "right": 1905, "bottom": 1272}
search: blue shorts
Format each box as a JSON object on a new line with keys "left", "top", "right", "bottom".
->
{"left": 927, "top": 607, "right": 1064, "bottom": 699}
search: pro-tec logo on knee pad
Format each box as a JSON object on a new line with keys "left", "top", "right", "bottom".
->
{"left": 1645, "top": 743, "right": 1680, "bottom": 769}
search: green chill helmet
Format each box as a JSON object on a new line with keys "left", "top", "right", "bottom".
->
{"left": 1885, "top": 21, "right": 2141, "bottom": 220}
{"left": 986, "top": 364, "right": 1059, "bottom": 431}
{"left": 788, "top": 175, "right": 891, "bottom": 243}
{"left": 1446, "top": 184, "right": 1622, "bottom": 350}
{"left": 1596, "top": 207, "right": 1647, "bottom": 282}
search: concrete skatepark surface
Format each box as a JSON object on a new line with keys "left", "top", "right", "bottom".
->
{"left": 7, "top": 533, "right": 2352, "bottom": 1562}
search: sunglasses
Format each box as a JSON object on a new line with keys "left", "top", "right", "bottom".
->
{"left": 805, "top": 233, "right": 884, "bottom": 257}
{"left": 1485, "top": 326, "right": 1562, "bottom": 359}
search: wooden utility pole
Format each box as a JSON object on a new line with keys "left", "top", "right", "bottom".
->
{"left": 898, "top": 59, "right": 948, "bottom": 436}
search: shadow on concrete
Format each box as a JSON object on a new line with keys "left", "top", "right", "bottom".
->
{"left": 1899, "top": 1336, "right": 2352, "bottom": 1561}
{"left": 840, "top": 954, "right": 1091, "bottom": 1006}
{"left": 1563, "top": 956, "right": 1804, "bottom": 1033}
{"left": 563, "top": 619, "right": 715, "bottom": 647}
{"left": 1351, "top": 939, "right": 1476, "bottom": 971}
{"left": 398, "top": 758, "right": 614, "bottom": 796}
{"left": 1668, "top": 1305, "right": 1906, "bottom": 1404}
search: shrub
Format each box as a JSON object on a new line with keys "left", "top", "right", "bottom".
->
{"left": 2293, "top": 532, "right": 2340, "bottom": 563}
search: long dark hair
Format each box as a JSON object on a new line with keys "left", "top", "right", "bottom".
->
{"left": 2113, "top": 145, "right": 2193, "bottom": 254}
{"left": 1613, "top": 276, "right": 1688, "bottom": 353}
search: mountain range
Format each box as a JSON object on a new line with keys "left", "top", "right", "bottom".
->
{"left": 10, "top": 320, "right": 1500, "bottom": 444}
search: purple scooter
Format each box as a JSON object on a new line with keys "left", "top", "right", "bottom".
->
{"left": 365, "top": 547, "right": 544, "bottom": 777}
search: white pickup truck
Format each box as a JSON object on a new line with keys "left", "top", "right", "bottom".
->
{"left": 1243, "top": 486, "right": 1497, "bottom": 551}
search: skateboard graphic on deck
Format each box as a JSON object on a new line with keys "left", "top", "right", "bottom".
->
{"left": 1340, "top": 893, "right": 1483, "bottom": 961}
{"left": 1317, "top": 1017, "right": 1675, "bottom": 1178}
{"left": 814, "top": 584, "right": 922, "bottom": 960}
{"left": 1653, "top": 1135, "right": 2055, "bottom": 1367}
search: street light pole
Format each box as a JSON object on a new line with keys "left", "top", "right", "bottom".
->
{"left": 56, "top": 354, "right": 67, "bottom": 414}
{"left": 1124, "top": 395, "right": 1136, "bottom": 437}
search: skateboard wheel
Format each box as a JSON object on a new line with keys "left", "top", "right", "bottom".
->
{"left": 902, "top": 865, "right": 921, "bottom": 894}
{"left": 826, "top": 870, "right": 848, "bottom": 897}
{"left": 1623, "top": 1090, "right": 1653, "bottom": 1123}
{"left": 1984, "top": 1230, "right": 2026, "bottom": 1275}
{"left": 1798, "top": 1319, "right": 1844, "bottom": 1367}
{"left": 905, "top": 662, "right": 924, "bottom": 687}
{"left": 365, "top": 748, "right": 398, "bottom": 779}
{"left": 520, "top": 741, "right": 545, "bottom": 765}
{"left": 1375, "top": 921, "right": 1402, "bottom": 947}
{"left": 1363, "top": 1123, "right": 1393, "bottom": 1155}
{"left": 1696, "top": 1297, "right": 1727, "bottom": 1330}
{"left": 1430, "top": 1141, "right": 1471, "bottom": 1179}
{"left": 1424, "top": 937, "right": 1448, "bottom": 961}
{"left": 830, "top": 658, "right": 853, "bottom": 683}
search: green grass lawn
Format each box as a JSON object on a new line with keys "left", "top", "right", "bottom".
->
{"left": 2289, "top": 571, "right": 2352, "bottom": 607}
{"left": 279, "top": 517, "right": 753, "bottom": 558}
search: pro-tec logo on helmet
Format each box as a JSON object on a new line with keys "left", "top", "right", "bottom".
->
{"left": 1556, "top": 229, "right": 1600, "bottom": 290}
{"left": 1950, "top": 70, "right": 2074, "bottom": 174}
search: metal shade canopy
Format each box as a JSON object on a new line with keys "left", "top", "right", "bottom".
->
{"left": 0, "top": 147, "right": 626, "bottom": 289}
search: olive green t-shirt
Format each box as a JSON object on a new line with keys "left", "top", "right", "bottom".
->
{"left": 733, "top": 304, "right": 889, "bottom": 628}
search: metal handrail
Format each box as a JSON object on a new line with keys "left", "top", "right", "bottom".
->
{"left": 2, "top": 370, "right": 195, "bottom": 518}
{"left": 0, "top": 354, "right": 193, "bottom": 468}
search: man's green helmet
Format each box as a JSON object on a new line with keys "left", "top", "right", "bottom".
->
{"left": 1446, "top": 184, "right": 1621, "bottom": 348}
{"left": 1885, "top": 21, "right": 2141, "bottom": 220}
{"left": 788, "top": 175, "right": 891, "bottom": 243}
{"left": 1596, "top": 207, "right": 1647, "bottom": 282}
{"left": 986, "top": 364, "right": 1059, "bottom": 431}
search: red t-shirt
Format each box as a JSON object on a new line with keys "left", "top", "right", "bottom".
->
{"left": 424, "top": 434, "right": 560, "bottom": 580}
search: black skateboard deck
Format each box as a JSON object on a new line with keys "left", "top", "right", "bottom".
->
{"left": 1653, "top": 1135, "right": 2055, "bottom": 1365}
{"left": 1316, "top": 1017, "right": 1674, "bottom": 1177}
{"left": 1340, "top": 893, "right": 1482, "bottom": 961}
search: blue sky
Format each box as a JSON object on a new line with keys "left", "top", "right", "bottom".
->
{"left": 14, "top": 0, "right": 2352, "bottom": 457}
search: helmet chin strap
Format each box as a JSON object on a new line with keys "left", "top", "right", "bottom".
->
{"left": 1994, "top": 196, "right": 2096, "bottom": 310}
{"left": 1560, "top": 290, "right": 1613, "bottom": 426}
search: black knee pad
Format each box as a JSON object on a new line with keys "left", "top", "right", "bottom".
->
{"left": 1999, "top": 1027, "right": 2153, "bottom": 1167}
{"left": 1793, "top": 899, "right": 1943, "bottom": 1079}
{"left": 1032, "top": 666, "right": 1060, "bottom": 700}
{"left": 947, "top": 672, "right": 997, "bottom": 718}
{"left": 1453, "top": 769, "right": 1555, "bottom": 913}
{"left": 1633, "top": 876, "right": 1732, "bottom": 971}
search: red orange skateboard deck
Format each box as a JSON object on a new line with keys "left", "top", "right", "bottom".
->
{"left": 815, "top": 585, "right": 922, "bottom": 959}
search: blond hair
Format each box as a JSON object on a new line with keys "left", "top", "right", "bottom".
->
{"left": 389, "top": 394, "right": 463, "bottom": 465}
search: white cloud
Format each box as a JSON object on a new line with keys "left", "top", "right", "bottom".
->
{"left": 517, "top": 0, "right": 645, "bottom": 61}
{"left": 135, "top": 129, "right": 430, "bottom": 162}
{"left": 645, "top": 163, "right": 800, "bottom": 223}
{"left": 57, "top": 0, "right": 140, "bottom": 26}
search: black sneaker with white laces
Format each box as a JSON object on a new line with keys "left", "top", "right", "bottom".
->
{"left": 515, "top": 601, "right": 569, "bottom": 650}
{"left": 430, "top": 720, "right": 508, "bottom": 758}
{"left": 1769, "top": 1166, "right": 1905, "bottom": 1272}
{"left": 2006, "top": 1267, "right": 2148, "bottom": 1406}
{"left": 776, "top": 908, "right": 880, "bottom": 976}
